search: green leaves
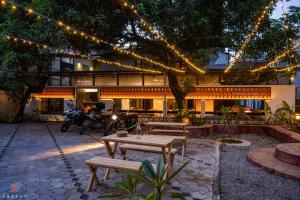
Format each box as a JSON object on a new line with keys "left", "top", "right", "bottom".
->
{"left": 100, "top": 156, "right": 189, "bottom": 200}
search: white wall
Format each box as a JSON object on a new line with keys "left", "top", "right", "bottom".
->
{"left": 268, "top": 85, "right": 295, "bottom": 113}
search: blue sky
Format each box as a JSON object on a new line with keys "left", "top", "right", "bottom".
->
{"left": 271, "top": 0, "right": 300, "bottom": 19}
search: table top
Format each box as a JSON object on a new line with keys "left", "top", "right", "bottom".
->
{"left": 144, "top": 122, "right": 187, "bottom": 127}
{"left": 102, "top": 134, "right": 175, "bottom": 147}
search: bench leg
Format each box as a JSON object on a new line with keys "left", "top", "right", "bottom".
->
{"left": 86, "top": 166, "right": 100, "bottom": 192}
{"left": 170, "top": 153, "right": 175, "bottom": 165}
{"left": 181, "top": 140, "right": 185, "bottom": 157}
{"left": 120, "top": 149, "right": 127, "bottom": 160}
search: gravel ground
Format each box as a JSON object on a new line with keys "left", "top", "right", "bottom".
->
{"left": 216, "top": 134, "right": 300, "bottom": 200}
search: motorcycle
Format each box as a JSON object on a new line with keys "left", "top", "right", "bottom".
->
{"left": 61, "top": 108, "right": 86, "bottom": 132}
{"left": 79, "top": 110, "right": 112, "bottom": 135}
{"left": 104, "top": 112, "right": 139, "bottom": 134}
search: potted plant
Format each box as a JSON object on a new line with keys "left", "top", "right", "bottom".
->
{"left": 176, "top": 108, "right": 191, "bottom": 125}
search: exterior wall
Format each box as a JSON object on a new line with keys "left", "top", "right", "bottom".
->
{"left": 195, "top": 99, "right": 214, "bottom": 112}
{"left": 121, "top": 99, "right": 130, "bottom": 110}
{"left": 153, "top": 99, "right": 164, "bottom": 110}
{"left": 0, "top": 91, "right": 17, "bottom": 116}
{"left": 268, "top": 85, "right": 296, "bottom": 113}
{"left": 24, "top": 97, "right": 41, "bottom": 114}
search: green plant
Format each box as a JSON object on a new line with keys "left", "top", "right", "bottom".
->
{"left": 264, "top": 101, "right": 272, "bottom": 124}
{"left": 235, "top": 106, "right": 251, "bottom": 124}
{"left": 176, "top": 108, "right": 189, "bottom": 122}
{"left": 275, "top": 101, "right": 295, "bottom": 125}
{"left": 139, "top": 157, "right": 189, "bottom": 200}
{"left": 98, "top": 169, "right": 144, "bottom": 200}
{"left": 99, "top": 156, "right": 190, "bottom": 200}
{"left": 219, "top": 106, "right": 231, "bottom": 121}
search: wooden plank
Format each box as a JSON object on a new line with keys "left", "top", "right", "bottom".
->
{"left": 102, "top": 134, "right": 174, "bottom": 147}
{"left": 145, "top": 122, "right": 187, "bottom": 127}
{"left": 85, "top": 157, "right": 142, "bottom": 171}
{"left": 119, "top": 144, "right": 177, "bottom": 154}
{"left": 151, "top": 129, "right": 189, "bottom": 133}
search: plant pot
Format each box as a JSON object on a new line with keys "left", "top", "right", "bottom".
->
{"left": 181, "top": 117, "right": 191, "bottom": 125}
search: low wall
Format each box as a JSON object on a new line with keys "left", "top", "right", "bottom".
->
{"left": 195, "top": 124, "right": 300, "bottom": 143}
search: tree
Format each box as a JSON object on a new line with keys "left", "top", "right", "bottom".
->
{"left": 0, "top": 0, "right": 62, "bottom": 121}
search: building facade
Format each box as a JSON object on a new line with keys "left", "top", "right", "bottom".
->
{"left": 20, "top": 55, "right": 296, "bottom": 116}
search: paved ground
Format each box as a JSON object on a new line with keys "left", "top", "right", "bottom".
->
{"left": 0, "top": 123, "right": 219, "bottom": 200}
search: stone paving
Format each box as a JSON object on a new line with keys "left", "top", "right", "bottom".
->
{"left": 0, "top": 123, "right": 219, "bottom": 200}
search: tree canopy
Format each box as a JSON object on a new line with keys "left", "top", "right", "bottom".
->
{"left": 0, "top": 0, "right": 299, "bottom": 118}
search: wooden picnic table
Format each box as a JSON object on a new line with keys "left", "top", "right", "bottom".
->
{"left": 144, "top": 122, "right": 188, "bottom": 156}
{"left": 144, "top": 121, "right": 188, "bottom": 135}
{"left": 102, "top": 134, "right": 175, "bottom": 178}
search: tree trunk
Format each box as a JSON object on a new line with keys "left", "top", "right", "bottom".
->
{"left": 13, "top": 87, "right": 32, "bottom": 122}
{"left": 167, "top": 71, "right": 185, "bottom": 110}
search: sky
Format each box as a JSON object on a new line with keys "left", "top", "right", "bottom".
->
{"left": 271, "top": 0, "right": 300, "bottom": 19}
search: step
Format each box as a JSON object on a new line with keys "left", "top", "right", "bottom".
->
{"left": 275, "top": 143, "right": 300, "bottom": 167}
{"left": 247, "top": 147, "right": 300, "bottom": 181}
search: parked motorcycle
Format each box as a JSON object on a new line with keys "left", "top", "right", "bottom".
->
{"left": 61, "top": 108, "right": 86, "bottom": 132}
{"left": 79, "top": 110, "right": 112, "bottom": 135}
{"left": 104, "top": 112, "right": 139, "bottom": 134}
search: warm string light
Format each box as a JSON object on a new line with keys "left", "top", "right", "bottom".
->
{"left": 3, "top": 34, "right": 50, "bottom": 49}
{"left": 224, "top": 0, "right": 276, "bottom": 73}
{"left": 274, "top": 63, "right": 300, "bottom": 72}
{"left": 251, "top": 43, "right": 300, "bottom": 73}
{"left": 3, "top": 0, "right": 184, "bottom": 73}
{"left": 3, "top": 34, "right": 160, "bottom": 73}
{"left": 119, "top": 0, "right": 205, "bottom": 74}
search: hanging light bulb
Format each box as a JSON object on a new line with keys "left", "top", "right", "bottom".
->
{"left": 290, "top": 73, "right": 295, "bottom": 82}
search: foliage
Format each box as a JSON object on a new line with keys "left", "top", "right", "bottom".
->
{"left": 235, "top": 106, "right": 251, "bottom": 124}
{"left": 219, "top": 106, "right": 232, "bottom": 121}
{"left": 99, "top": 156, "right": 189, "bottom": 200}
{"left": 175, "top": 108, "right": 189, "bottom": 122}
{"left": 275, "top": 100, "right": 295, "bottom": 125}
{"left": 264, "top": 101, "right": 272, "bottom": 124}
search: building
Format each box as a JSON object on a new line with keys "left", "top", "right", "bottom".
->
{"left": 14, "top": 53, "right": 296, "bottom": 117}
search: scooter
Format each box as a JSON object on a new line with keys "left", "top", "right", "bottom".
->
{"left": 61, "top": 108, "right": 86, "bottom": 132}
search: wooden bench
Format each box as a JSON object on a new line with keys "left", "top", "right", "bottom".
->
{"left": 85, "top": 157, "right": 146, "bottom": 192}
{"left": 150, "top": 129, "right": 187, "bottom": 156}
{"left": 151, "top": 129, "right": 189, "bottom": 134}
{"left": 119, "top": 144, "right": 177, "bottom": 164}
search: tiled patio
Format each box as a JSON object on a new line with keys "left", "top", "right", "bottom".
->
{"left": 0, "top": 123, "right": 219, "bottom": 200}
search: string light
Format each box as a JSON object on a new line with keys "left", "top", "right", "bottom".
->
{"left": 251, "top": 43, "right": 300, "bottom": 73}
{"left": 4, "top": 0, "right": 184, "bottom": 73}
{"left": 274, "top": 63, "right": 300, "bottom": 72}
{"left": 224, "top": 0, "right": 277, "bottom": 73}
{"left": 119, "top": 0, "right": 205, "bottom": 74}
{"left": 2, "top": 34, "right": 161, "bottom": 73}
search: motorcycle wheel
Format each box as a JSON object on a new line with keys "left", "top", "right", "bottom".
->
{"left": 79, "top": 121, "right": 89, "bottom": 135}
{"left": 61, "top": 121, "right": 71, "bottom": 132}
{"left": 126, "top": 118, "right": 138, "bottom": 132}
{"left": 103, "top": 121, "right": 115, "bottom": 136}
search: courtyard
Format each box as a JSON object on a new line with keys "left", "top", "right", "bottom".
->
{"left": 0, "top": 123, "right": 299, "bottom": 200}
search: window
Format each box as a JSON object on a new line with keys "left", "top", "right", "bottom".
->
{"left": 187, "top": 99, "right": 195, "bottom": 110}
{"left": 61, "top": 76, "right": 70, "bottom": 86}
{"left": 73, "top": 76, "right": 93, "bottom": 86}
{"left": 144, "top": 76, "right": 166, "bottom": 86}
{"left": 119, "top": 75, "right": 142, "bottom": 86}
{"left": 41, "top": 98, "right": 64, "bottom": 114}
{"left": 49, "top": 76, "right": 60, "bottom": 86}
{"left": 61, "top": 57, "right": 74, "bottom": 71}
{"left": 130, "top": 99, "right": 153, "bottom": 110}
{"left": 95, "top": 76, "right": 117, "bottom": 86}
